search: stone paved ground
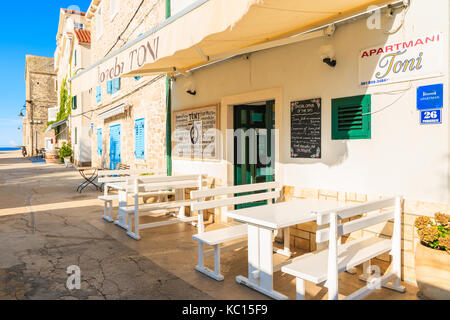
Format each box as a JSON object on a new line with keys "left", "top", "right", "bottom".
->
{"left": 0, "top": 150, "right": 419, "bottom": 300}
{"left": 0, "top": 150, "right": 211, "bottom": 300}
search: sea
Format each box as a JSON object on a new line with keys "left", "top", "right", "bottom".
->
{"left": 0, "top": 147, "right": 21, "bottom": 151}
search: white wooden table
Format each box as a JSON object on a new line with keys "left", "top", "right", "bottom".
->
{"left": 106, "top": 182, "right": 186, "bottom": 230}
{"left": 227, "top": 199, "right": 346, "bottom": 300}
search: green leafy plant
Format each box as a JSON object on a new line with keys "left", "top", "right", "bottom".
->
{"left": 58, "top": 142, "right": 73, "bottom": 159}
{"left": 415, "top": 213, "right": 450, "bottom": 252}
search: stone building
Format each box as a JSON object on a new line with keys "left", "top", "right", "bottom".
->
{"left": 23, "top": 55, "right": 58, "bottom": 156}
{"left": 77, "top": 0, "right": 168, "bottom": 171}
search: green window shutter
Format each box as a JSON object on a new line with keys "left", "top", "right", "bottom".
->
{"left": 72, "top": 96, "right": 77, "bottom": 110}
{"left": 75, "top": 127, "right": 78, "bottom": 145}
{"left": 74, "top": 50, "right": 77, "bottom": 67}
{"left": 332, "top": 94, "right": 371, "bottom": 140}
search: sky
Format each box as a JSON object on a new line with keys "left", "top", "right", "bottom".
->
{"left": 0, "top": 1, "right": 92, "bottom": 147}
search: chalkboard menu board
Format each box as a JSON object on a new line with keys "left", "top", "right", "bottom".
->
{"left": 290, "top": 98, "right": 321, "bottom": 159}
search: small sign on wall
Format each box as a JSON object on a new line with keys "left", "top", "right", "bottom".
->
{"left": 420, "top": 109, "right": 441, "bottom": 125}
{"left": 417, "top": 84, "right": 443, "bottom": 110}
{"left": 359, "top": 34, "right": 444, "bottom": 86}
{"left": 172, "top": 104, "right": 219, "bottom": 160}
{"left": 290, "top": 98, "right": 321, "bottom": 159}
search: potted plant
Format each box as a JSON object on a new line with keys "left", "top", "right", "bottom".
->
{"left": 414, "top": 212, "right": 450, "bottom": 299}
{"left": 59, "top": 142, "right": 73, "bottom": 167}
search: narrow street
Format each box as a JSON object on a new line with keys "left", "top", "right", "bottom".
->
{"left": 0, "top": 150, "right": 419, "bottom": 300}
{"left": 0, "top": 150, "right": 211, "bottom": 300}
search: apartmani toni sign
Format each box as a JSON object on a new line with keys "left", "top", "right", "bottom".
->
{"left": 359, "top": 33, "right": 443, "bottom": 86}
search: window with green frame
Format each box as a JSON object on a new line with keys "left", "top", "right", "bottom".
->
{"left": 332, "top": 94, "right": 371, "bottom": 140}
{"left": 72, "top": 95, "right": 77, "bottom": 110}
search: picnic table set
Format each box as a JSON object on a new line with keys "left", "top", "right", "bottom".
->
{"left": 77, "top": 167, "right": 406, "bottom": 300}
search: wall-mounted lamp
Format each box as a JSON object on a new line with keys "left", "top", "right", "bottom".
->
{"left": 18, "top": 104, "right": 27, "bottom": 118}
{"left": 323, "top": 57, "right": 337, "bottom": 67}
{"left": 184, "top": 80, "right": 197, "bottom": 96}
{"left": 319, "top": 45, "right": 337, "bottom": 68}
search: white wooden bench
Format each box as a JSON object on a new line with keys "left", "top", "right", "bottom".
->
{"left": 98, "top": 169, "right": 153, "bottom": 222}
{"left": 281, "top": 196, "right": 406, "bottom": 300}
{"left": 190, "top": 181, "right": 281, "bottom": 281}
{"left": 122, "top": 174, "right": 207, "bottom": 240}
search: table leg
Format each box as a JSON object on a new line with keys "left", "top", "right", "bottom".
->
{"left": 236, "top": 225, "right": 288, "bottom": 300}
{"left": 274, "top": 228, "right": 291, "bottom": 257}
{"left": 114, "top": 190, "right": 128, "bottom": 230}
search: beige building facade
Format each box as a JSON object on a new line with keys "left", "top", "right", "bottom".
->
{"left": 23, "top": 55, "right": 58, "bottom": 156}
{"left": 168, "top": 0, "right": 450, "bottom": 285}
{"left": 54, "top": 9, "right": 93, "bottom": 165}
{"left": 66, "top": 0, "right": 449, "bottom": 289}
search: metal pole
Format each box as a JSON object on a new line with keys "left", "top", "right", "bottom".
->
{"left": 165, "top": 0, "right": 172, "bottom": 176}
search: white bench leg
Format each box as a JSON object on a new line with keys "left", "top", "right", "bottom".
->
{"left": 198, "top": 210, "right": 204, "bottom": 234}
{"left": 198, "top": 242, "right": 204, "bottom": 268}
{"left": 177, "top": 205, "right": 186, "bottom": 219}
{"left": 126, "top": 212, "right": 141, "bottom": 241}
{"left": 102, "top": 201, "right": 113, "bottom": 223}
{"left": 194, "top": 242, "right": 225, "bottom": 281}
{"left": 214, "top": 245, "right": 221, "bottom": 276}
{"left": 296, "top": 278, "right": 306, "bottom": 300}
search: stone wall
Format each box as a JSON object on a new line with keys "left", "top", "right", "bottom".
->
{"left": 282, "top": 186, "right": 449, "bottom": 286}
{"left": 24, "top": 56, "right": 58, "bottom": 155}
{"left": 89, "top": 0, "right": 167, "bottom": 172}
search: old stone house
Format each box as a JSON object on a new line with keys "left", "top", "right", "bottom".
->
{"left": 78, "top": 0, "right": 168, "bottom": 171}
{"left": 23, "top": 55, "right": 58, "bottom": 156}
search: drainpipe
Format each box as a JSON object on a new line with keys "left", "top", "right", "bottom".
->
{"left": 165, "top": 0, "right": 172, "bottom": 176}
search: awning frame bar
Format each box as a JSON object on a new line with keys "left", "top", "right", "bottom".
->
{"left": 174, "top": 0, "right": 407, "bottom": 77}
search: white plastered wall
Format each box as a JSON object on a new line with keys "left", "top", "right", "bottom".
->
{"left": 172, "top": 0, "right": 450, "bottom": 203}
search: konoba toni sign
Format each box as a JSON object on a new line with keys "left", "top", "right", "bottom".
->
{"left": 97, "top": 36, "right": 160, "bottom": 84}
{"left": 359, "top": 33, "right": 443, "bottom": 86}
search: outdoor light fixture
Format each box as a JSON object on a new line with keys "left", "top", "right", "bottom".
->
{"left": 18, "top": 104, "right": 26, "bottom": 118}
{"left": 319, "top": 45, "right": 337, "bottom": 68}
{"left": 323, "top": 57, "right": 337, "bottom": 67}
{"left": 184, "top": 79, "right": 197, "bottom": 95}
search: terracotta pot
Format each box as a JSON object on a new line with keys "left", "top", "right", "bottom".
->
{"left": 45, "top": 149, "right": 60, "bottom": 164}
{"left": 415, "top": 243, "right": 450, "bottom": 300}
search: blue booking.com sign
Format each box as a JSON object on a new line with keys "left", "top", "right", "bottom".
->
{"left": 417, "top": 84, "right": 443, "bottom": 110}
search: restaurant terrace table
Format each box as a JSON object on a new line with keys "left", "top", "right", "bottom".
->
{"left": 105, "top": 181, "right": 188, "bottom": 230}
{"left": 76, "top": 167, "right": 104, "bottom": 193}
{"left": 227, "top": 198, "right": 346, "bottom": 300}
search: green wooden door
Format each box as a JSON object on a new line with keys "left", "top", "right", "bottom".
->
{"left": 234, "top": 101, "right": 275, "bottom": 209}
